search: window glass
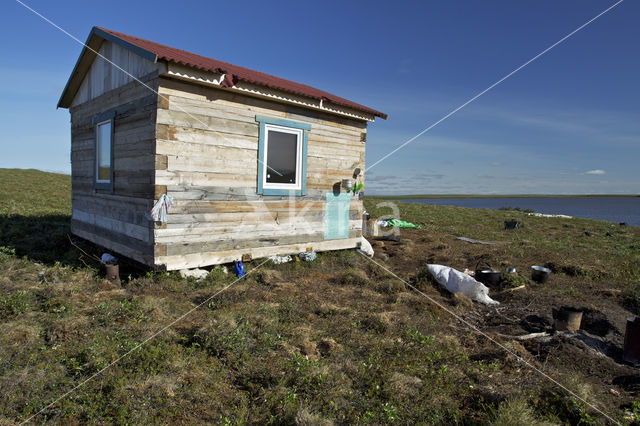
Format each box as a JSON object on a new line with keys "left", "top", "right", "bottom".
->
{"left": 266, "top": 129, "right": 298, "bottom": 185}
{"left": 96, "top": 121, "right": 111, "bottom": 182}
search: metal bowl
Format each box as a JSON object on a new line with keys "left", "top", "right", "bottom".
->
{"left": 531, "top": 265, "right": 551, "bottom": 283}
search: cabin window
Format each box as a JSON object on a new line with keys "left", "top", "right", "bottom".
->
{"left": 256, "top": 116, "right": 311, "bottom": 196}
{"left": 93, "top": 111, "right": 115, "bottom": 192}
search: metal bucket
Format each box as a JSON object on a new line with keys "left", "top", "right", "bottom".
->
{"left": 624, "top": 317, "right": 640, "bottom": 365}
{"left": 105, "top": 264, "right": 120, "bottom": 285}
{"left": 553, "top": 307, "right": 582, "bottom": 331}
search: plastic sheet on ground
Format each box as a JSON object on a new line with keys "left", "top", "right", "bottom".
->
{"left": 427, "top": 264, "right": 499, "bottom": 305}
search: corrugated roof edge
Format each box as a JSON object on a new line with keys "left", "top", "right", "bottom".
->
{"left": 59, "top": 26, "right": 387, "bottom": 120}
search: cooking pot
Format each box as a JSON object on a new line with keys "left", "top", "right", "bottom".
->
{"left": 475, "top": 262, "right": 502, "bottom": 287}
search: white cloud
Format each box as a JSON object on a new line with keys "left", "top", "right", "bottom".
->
{"left": 491, "top": 162, "right": 502, "bottom": 167}
{"left": 585, "top": 169, "right": 606, "bottom": 175}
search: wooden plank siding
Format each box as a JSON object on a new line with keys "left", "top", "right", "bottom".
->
{"left": 154, "top": 77, "right": 367, "bottom": 270}
{"left": 69, "top": 67, "right": 159, "bottom": 266}
{"left": 71, "top": 41, "right": 165, "bottom": 107}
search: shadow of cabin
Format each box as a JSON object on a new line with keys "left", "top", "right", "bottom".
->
{"left": 0, "top": 213, "right": 72, "bottom": 265}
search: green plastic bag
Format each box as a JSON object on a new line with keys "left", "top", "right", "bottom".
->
{"left": 386, "top": 219, "right": 421, "bottom": 229}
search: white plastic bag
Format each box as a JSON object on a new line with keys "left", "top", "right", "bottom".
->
{"left": 179, "top": 268, "right": 209, "bottom": 280}
{"left": 427, "top": 264, "right": 499, "bottom": 305}
{"left": 269, "top": 255, "right": 292, "bottom": 264}
{"left": 358, "top": 236, "right": 374, "bottom": 257}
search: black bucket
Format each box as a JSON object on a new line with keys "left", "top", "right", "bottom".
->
{"left": 531, "top": 265, "right": 551, "bottom": 284}
{"left": 475, "top": 262, "right": 502, "bottom": 287}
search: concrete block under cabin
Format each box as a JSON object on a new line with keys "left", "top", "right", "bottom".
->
{"left": 58, "top": 26, "right": 387, "bottom": 271}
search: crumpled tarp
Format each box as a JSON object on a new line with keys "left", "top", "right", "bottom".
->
{"left": 427, "top": 264, "right": 499, "bottom": 305}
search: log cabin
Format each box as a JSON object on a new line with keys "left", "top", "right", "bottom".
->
{"left": 58, "top": 26, "right": 387, "bottom": 270}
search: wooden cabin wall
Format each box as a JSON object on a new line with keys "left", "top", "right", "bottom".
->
{"left": 154, "top": 77, "right": 367, "bottom": 270}
{"left": 71, "top": 41, "right": 164, "bottom": 107}
{"left": 69, "top": 73, "right": 159, "bottom": 266}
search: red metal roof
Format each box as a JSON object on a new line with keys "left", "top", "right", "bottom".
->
{"left": 96, "top": 27, "right": 387, "bottom": 119}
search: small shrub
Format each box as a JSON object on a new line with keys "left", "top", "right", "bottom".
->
{"left": 490, "top": 398, "right": 552, "bottom": 426}
{"left": 1, "top": 290, "right": 30, "bottom": 318}
{"left": 339, "top": 269, "right": 369, "bottom": 287}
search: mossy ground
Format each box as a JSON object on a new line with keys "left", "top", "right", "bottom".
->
{"left": 1, "top": 169, "right": 640, "bottom": 424}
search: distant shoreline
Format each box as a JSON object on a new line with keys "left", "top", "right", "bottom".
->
{"left": 368, "top": 194, "right": 639, "bottom": 200}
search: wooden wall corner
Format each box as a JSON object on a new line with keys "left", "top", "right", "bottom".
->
{"left": 156, "top": 123, "right": 169, "bottom": 140}
{"left": 154, "top": 243, "right": 167, "bottom": 257}
{"left": 154, "top": 184, "right": 167, "bottom": 199}
{"left": 155, "top": 155, "right": 168, "bottom": 170}
{"left": 158, "top": 95, "right": 170, "bottom": 110}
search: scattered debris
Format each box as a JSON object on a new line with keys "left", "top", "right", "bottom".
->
{"left": 527, "top": 212, "right": 573, "bottom": 219}
{"left": 498, "top": 331, "right": 550, "bottom": 341}
{"left": 497, "top": 284, "right": 526, "bottom": 294}
{"left": 299, "top": 251, "right": 317, "bottom": 262}
{"left": 269, "top": 255, "right": 292, "bottom": 264}
{"left": 101, "top": 253, "right": 118, "bottom": 265}
{"left": 233, "top": 260, "right": 246, "bottom": 278}
{"left": 504, "top": 220, "right": 520, "bottom": 230}
{"left": 179, "top": 268, "right": 209, "bottom": 280}
{"left": 358, "top": 236, "right": 374, "bottom": 257}
{"left": 381, "top": 219, "right": 422, "bottom": 229}
{"left": 427, "top": 264, "right": 499, "bottom": 305}
{"left": 456, "top": 237, "right": 498, "bottom": 245}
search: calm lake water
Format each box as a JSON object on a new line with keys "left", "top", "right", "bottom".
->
{"left": 395, "top": 197, "right": 640, "bottom": 226}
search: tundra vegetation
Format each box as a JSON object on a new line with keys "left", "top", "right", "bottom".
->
{"left": 1, "top": 168, "right": 639, "bottom": 424}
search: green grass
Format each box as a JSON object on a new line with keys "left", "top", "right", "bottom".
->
{"left": 1, "top": 168, "right": 639, "bottom": 424}
{"left": 364, "top": 198, "right": 640, "bottom": 285}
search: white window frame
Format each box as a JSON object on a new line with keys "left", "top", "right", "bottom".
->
{"left": 262, "top": 123, "right": 303, "bottom": 191}
{"left": 95, "top": 119, "right": 113, "bottom": 185}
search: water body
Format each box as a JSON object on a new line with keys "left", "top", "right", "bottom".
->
{"left": 395, "top": 197, "right": 640, "bottom": 226}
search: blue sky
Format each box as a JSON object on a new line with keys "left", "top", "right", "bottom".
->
{"left": 1, "top": 0, "right": 638, "bottom": 194}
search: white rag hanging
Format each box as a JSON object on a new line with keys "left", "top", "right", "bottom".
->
{"left": 149, "top": 194, "right": 174, "bottom": 223}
